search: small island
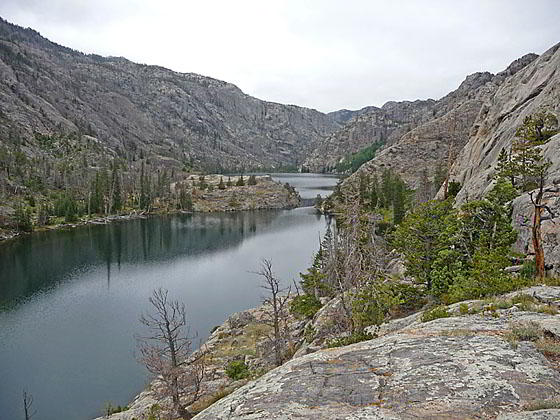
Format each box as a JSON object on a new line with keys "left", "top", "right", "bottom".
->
{"left": 174, "top": 174, "right": 300, "bottom": 212}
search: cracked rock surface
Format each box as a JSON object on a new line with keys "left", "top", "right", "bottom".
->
{"left": 194, "top": 287, "right": 560, "bottom": 420}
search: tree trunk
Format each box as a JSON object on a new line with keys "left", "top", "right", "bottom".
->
{"left": 533, "top": 205, "right": 545, "bottom": 279}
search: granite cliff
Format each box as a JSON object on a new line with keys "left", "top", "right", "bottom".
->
{"left": 335, "top": 53, "right": 539, "bottom": 189}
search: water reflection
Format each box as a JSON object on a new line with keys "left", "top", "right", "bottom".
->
{"left": 0, "top": 211, "right": 300, "bottom": 307}
{"left": 0, "top": 207, "right": 331, "bottom": 420}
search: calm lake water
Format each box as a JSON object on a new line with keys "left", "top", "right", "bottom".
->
{"left": 0, "top": 174, "right": 339, "bottom": 420}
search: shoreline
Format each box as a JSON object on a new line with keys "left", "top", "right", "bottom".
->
{"left": 0, "top": 176, "right": 304, "bottom": 244}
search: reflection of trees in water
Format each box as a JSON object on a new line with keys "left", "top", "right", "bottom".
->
{"left": 0, "top": 210, "right": 297, "bottom": 306}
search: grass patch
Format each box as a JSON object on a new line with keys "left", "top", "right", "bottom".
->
{"left": 523, "top": 398, "right": 560, "bottom": 411}
{"left": 421, "top": 306, "right": 451, "bottom": 323}
{"left": 511, "top": 321, "right": 543, "bottom": 342}
{"left": 536, "top": 337, "right": 560, "bottom": 358}
{"left": 505, "top": 321, "right": 544, "bottom": 349}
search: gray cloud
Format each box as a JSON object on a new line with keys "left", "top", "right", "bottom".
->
{"left": 0, "top": 0, "right": 558, "bottom": 112}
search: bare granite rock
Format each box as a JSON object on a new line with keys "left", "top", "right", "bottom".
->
{"left": 194, "top": 286, "right": 560, "bottom": 420}
{"left": 497, "top": 410, "right": 560, "bottom": 420}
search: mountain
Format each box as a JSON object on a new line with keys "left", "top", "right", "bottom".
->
{"left": 305, "top": 54, "right": 539, "bottom": 175}
{"left": 338, "top": 53, "right": 539, "bottom": 189}
{"left": 0, "top": 17, "right": 340, "bottom": 174}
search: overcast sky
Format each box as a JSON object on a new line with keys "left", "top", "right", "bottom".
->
{"left": 1, "top": 1, "right": 559, "bottom": 112}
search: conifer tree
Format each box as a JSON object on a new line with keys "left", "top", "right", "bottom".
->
{"left": 111, "top": 163, "right": 122, "bottom": 212}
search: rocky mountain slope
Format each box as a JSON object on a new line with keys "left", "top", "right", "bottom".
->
{"left": 336, "top": 53, "right": 539, "bottom": 188}
{"left": 305, "top": 99, "right": 438, "bottom": 171}
{"left": 0, "top": 18, "right": 340, "bottom": 173}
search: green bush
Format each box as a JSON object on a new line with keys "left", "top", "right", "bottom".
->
{"left": 327, "top": 331, "right": 374, "bottom": 348}
{"left": 421, "top": 306, "right": 451, "bottom": 323}
{"left": 225, "top": 360, "right": 250, "bottom": 380}
{"left": 459, "top": 303, "right": 469, "bottom": 315}
{"left": 14, "top": 202, "right": 33, "bottom": 232}
{"left": 520, "top": 260, "right": 536, "bottom": 280}
{"left": 289, "top": 294, "right": 322, "bottom": 319}
{"left": 104, "top": 402, "right": 128, "bottom": 416}
{"left": 446, "top": 272, "right": 531, "bottom": 303}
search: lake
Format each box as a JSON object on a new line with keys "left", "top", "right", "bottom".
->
{"left": 0, "top": 173, "right": 339, "bottom": 420}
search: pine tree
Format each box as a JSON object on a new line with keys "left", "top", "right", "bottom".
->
{"left": 218, "top": 176, "right": 226, "bottom": 190}
{"left": 236, "top": 175, "right": 245, "bottom": 186}
{"left": 14, "top": 202, "right": 33, "bottom": 232}
{"left": 247, "top": 175, "right": 257, "bottom": 186}
{"left": 393, "top": 181, "right": 406, "bottom": 225}
{"left": 112, "top": 163, "right": 122, "bottom": 212}
{"left": 139, "top": 161, "right": 151, "bottom": 211}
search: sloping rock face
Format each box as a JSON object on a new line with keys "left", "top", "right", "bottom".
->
{"left": 340, "top": 54, "right": 538, "bottom": 190}
{"left": 194, "top": 286, "right": 560, "bottom": 420}
{"left": 0, "top": 18, "right": 339, "bottom": 173}
{"left": 305, "top": 53, "right": 538, "bottom": 176}
{"left": 305, "top": 100, "right": 437, "bottom": 172}
{"left": 451, "top": 43, "right": 560, "bottom": 204}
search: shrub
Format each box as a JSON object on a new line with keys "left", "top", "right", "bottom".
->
{"left": 289, "top": 294, "right": 322, "bottom": 319}
{"left": 421, "top": 306, "right": 451, "bottom": 323}
{"left": 520, "top": 260, "right": 536, "bottom": 279}
{"left": 225, "top": 360, "right": 250, "bottom": 381}
{"left": 510, "top": 321, "right": 543, "bottom": 342}
{"left": 327, "top": 331, "right": 374, "bottom": 348}
{"left": 459, "top": 303, "right": 469, "bottom": 315}
{"left": 14, "top": 202, "right": 33, "bottom": 232}
{"left": 104, "top": 402, "right": 128, "bottom": 416}
{"left": 304, "top": 324, "right": 316, "bottom": 342}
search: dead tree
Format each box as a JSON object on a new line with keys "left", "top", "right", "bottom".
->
{"left": 23, "top": 390, "right": 36, "bottom": 420}
{"left": 137, "top": 288, "right": 205, "bottom": 419}
{"left": 254, "top": 259, "right": 291, "bottom": 367}
{"left": 324, "top": 186, "right": 390, "bottom": 334}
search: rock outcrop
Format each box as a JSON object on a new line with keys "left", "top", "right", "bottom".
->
{"left": 304, "top": 100, "right": 437, "bottom": 171}
{"left": 445, "top": 43, "right": 560, "bottom": 273}
{"left": 194, "top": 286, "right": 560, "bottom": 420}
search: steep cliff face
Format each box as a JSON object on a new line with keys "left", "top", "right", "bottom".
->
{"left": 451, "top": 43, "right": 560, "bottom": 203}
{"left": 340, "top": 53, "right": 538, "bottom": 189}
{"left": 0, "top": 18, "right": 339, "bottom": 172}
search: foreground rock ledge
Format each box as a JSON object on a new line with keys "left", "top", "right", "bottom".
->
{"left": 194, "top": 296, "right": 560, "bottom": 419}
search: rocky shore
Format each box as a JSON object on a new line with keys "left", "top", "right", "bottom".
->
{"left": 96, "top": 285, "right": 560, "bottom": 420}
{"left": 0, "top": 175, "right": 300, "bottom": 243}
{"left": 177, "top": 174, "right": 301, "bottom": 212}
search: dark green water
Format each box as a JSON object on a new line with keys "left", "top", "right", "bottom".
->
{"left": 0, "top": 174, "right": 337, "bottom": 420}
